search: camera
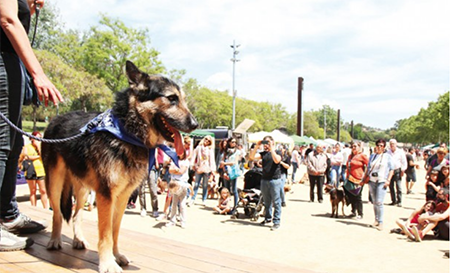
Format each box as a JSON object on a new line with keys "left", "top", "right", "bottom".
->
{"left": 261, "top": 140, "right": 269, "bottom": 145}
{"left": 372, "top": 172, "right": 378, "bottom": 177}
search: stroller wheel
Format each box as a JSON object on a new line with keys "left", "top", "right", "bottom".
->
{"left": 244, "top": 207, "right": 251, "bottom": 216}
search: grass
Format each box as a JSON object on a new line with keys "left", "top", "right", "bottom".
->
{"left": 22, "top": 120, "right": 48, "bottom": 133}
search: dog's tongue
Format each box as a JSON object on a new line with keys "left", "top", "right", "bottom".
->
{"left": 173, "top": 130, "right": 184, "bottom": 156}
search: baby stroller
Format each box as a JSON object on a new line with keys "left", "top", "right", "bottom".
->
{"left": 232, "top": 166, "right": 264, "bottom": 221}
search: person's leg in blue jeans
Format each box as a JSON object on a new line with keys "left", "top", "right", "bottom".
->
{"left": 369, "top": 181, "right": 387, "bottom": 227}
{"left": 230, "top": 178, "right": 238, "bottom": 210}
{"left": 201, "top": 172, "right": 209, "bottom": 203}
{"left": 280, "top": 174, "right": 286, "bottom": 205}
{"left": 270, "top": 178, "right": 282, "bottom": 226}
{"left": 291, "top": 162, "right": 298, "bottom": 182}
{"left": 260, "top": 179, "right": 272, "bottom": 221}
{"left": 191, "top": 172, "right": 202, "bottom": 202}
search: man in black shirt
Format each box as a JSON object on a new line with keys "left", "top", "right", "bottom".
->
{"left": 249, "top": 136, "right": 283, "bottom": 230}
{"left": 305, "top": 143, "right": 314, "bottom": 159}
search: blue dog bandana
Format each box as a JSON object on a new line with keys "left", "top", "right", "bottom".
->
{"left": 80, "top": 109, "right": 179, "bottom": 170}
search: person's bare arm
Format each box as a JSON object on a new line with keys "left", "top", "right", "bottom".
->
{"left": 418, "top": 208, "right": 450, "bottom": 224}
{"left": 0, "top": 0, "right": 63, "bottom": 106}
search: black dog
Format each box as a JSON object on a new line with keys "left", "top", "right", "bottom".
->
{"left": 324, "top": 184, "right": 346, "bottom": 218}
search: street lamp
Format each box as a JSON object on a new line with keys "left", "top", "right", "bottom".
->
{"left": 230, "top": 40, "right": 240, "bottom": 130}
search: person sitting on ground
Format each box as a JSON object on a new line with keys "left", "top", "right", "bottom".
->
{"left": 396, "top": 200, "right": 436, "bottom": 241}
{"left": 425, "top": 170, "right": 440, "bottom": 201}
{"left": 410, "top": 189, "right": 449, "bottom": 242}
{"left": 213, "top": 187, "right": 232, "bottom": 215}
{"left": 438, "top": 164, "right": 449, "bottom": 191}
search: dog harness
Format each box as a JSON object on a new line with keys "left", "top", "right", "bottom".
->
{"left": 80, "top": 109, "right": 179, "bottom": 170}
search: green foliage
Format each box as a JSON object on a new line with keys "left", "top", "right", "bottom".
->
{"left": 22, "top": 50, "right": 113, "bottom": 122}
{"left": 396, "top": 92, "right": 449, "bottom": 144}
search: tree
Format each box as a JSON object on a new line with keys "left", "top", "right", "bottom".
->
{"left": 396, "top": 92, "right": 449, "bottom": 144}
{"left": 22, "top": 50, "right": 113, "bottom": 125}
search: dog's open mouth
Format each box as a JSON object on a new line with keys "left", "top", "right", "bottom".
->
{"left": 155, "top": 116, "right": 184, "bottom": 156}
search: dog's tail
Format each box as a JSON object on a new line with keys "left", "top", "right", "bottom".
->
{"left": 61, "top": 182, "right": 73, "bottom": 223}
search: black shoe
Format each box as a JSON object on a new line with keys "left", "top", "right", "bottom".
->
{"left": 1, "top": 214, "right": 47, "bottom": 235}
{"left": 271, "top": 224, "right": 280, "bottom": 231}
{"left": 260, "top": 219, "right": 272, "bottom": 226}
{"left": 388, "top": 202, "right": 396, "bottom": 206}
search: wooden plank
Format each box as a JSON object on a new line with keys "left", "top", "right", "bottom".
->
{"left": 17, "top": 204, "right": 308, "bottom": 273}
{"left": 0, "top": 249, "right": 77, "bottom": 273}
{"left": 0, "top": 255, "right": 34, "bottom": 273}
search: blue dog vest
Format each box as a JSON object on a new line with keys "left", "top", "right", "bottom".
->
{"left": 80, "top": 109, "right": 179, "bottom": 170}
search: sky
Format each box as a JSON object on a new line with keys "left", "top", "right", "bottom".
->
{"left": 54, "top": 0, "right": 449, "bottom": 130}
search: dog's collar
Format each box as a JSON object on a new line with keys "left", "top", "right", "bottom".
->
{"left": 80, "top": 109, "right": 179, "bottom": 169}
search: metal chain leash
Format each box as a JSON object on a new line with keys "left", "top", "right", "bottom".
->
{"left": 0, "top": 112, "right": 87, "bottom": 144}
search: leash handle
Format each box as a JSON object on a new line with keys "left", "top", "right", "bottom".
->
{"left": 30, "top": 0, "right": 40, "bottom": 47}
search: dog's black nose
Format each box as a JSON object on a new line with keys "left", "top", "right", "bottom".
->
{"left": 190, "top": 116, "right": 199, "bottom": 130}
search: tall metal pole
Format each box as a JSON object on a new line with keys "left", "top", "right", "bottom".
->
{"left": 337, "top": 109, "right": 340, "bottom": 142}
{"left": 230, "top": 40, "right": 240, "bottom": 130}
{"left": 297, "top": 77, "right": 304, "bottom": 136}
{"left": 324, "top": 106, "right": 327, "bottom": 139}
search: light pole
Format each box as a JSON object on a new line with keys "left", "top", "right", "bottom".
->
{"left": 230, "top": 40, "right": 240, "bottom": 130}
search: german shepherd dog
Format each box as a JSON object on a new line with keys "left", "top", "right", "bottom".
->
{"left": 41, "top": 61, "right": 198, "bottom": 273}
{"left": 324, "top": 184, "right": 346, "bottom": 218}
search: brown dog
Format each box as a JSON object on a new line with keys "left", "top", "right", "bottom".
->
{"left": 324, "top": 184, "right": 346, "bottom": 218}
{"left": 42, "top": 61, "right": 198, "bottom": 273}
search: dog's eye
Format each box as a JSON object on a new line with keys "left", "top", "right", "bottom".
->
{"left": 167, "top": 95, "right": 178, "bottom": 105}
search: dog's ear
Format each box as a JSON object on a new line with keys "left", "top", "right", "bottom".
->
{"left": 125, "top": 61, "right": 145, "bottom": 90}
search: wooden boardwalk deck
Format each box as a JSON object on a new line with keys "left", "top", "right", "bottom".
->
{"left": 0, "top": 205, "right": 311, "bottom": 273}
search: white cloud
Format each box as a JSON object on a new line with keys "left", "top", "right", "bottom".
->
{"left": 54, "top": 0, "right": 449, "bottom": 130}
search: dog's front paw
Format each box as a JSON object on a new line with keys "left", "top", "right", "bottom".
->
{"left": 99, "top": 260, "right": 123, "bottom": 273}
{"left": 72, "top": 237, "right": 89, "bottom": 249}
{"left": 115, "top": 253, "right": 130, "bottom": 266}
{"left": 47, "top": 238, "right": 62, "bottom": 250}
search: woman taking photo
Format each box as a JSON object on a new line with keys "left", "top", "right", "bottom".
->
{"left": 21, "top": 131, "right": 48, "bottom": 209}
{"left": 364, "top": 139, "right": 394, "bottom": 231}
{"left": 189, "top": 136, "right": 215, "bottom": 206}
{"left": 344, "top": 142, "right": 369, "bottom": 219}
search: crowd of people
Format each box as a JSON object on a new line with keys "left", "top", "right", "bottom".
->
{"left": 114, "top": 135, "right": 449, "bottom": 242}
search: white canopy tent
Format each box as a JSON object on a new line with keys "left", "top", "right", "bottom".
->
{"left": 248, "top": 130, "right": 294, "bottom": 147}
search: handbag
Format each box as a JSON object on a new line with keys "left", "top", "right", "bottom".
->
{"left": 22, "top": 159, "right": 36, "bottom": 179}
{"left": 19, "top": 60, "right": 40, "bottom": 107}
{"left": 227, "top": 164, "right": 241, "bottom": 180}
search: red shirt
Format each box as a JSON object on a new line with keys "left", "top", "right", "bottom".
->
{"left": 347, "top": 153, "right": 369, "bottom": 180}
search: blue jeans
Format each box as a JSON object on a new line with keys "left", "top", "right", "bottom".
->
{"left": 368, "top": 181, "right": 387, "bottom": 224}
{"left": 260, "top": 177, "right": 283, "bottom": 225}
{"left": 280, "top": 174, "right": 286, "bottom": 203}
{"left": 192, "top": 172, "right": 209, "bottom": 202}
{"left": 0, "top": 52, "right": 24, "bottom": 221}
{"left": 340, "top": 165, "right": 347, "bottom": 183}
{"left": 291, "top": 162, "right": 298, "bottom": 182}
{"left": 329, "top": 165, "right": 341, "bottom": 187}
{"left": 230, "top": 178, "right": 238, "bottom": 209}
